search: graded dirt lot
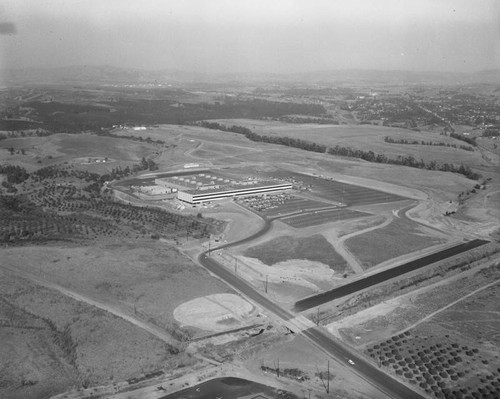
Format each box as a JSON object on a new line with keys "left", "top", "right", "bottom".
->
{"left": 244, "top": 234, "right": 348, "bottom": 272}
{"left": 173, "top": 293, "right": 256, "bottom": 332}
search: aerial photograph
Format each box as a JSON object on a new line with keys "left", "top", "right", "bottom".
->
{"left": 0, "top": 1, "right": 499, "bottom": 398}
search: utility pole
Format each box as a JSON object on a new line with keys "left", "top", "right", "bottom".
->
{"left": 327, "top": 360, "right": 330, "bottom": 394}
{"left": 316, "top": 307, "right": 320, "bottom": 326}
{"left": 265, "top": 275, "right": 268, "bottom": 293}
{"left": 208, "top": 240, "right": 211, "bottom": 256}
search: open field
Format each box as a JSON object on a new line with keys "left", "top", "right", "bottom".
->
{"left": 0, "top": 133, "right": 159, "bottom": 172}
{"left": 148, "top": 124, "right": 480, "bottom": 204}
{"left": 244, "top": 234, "right": 348, "bottom": 272}
{"left": 345, "top": 217, "right": 448, "bottom": 269}
{"left": 0, "top": 269, "right": 181, "bottom": 399}
{"left": 210, "top": 119, "right": 486, "bottom": 168}
{"left": 1, "top": 242, "right": 234, "bottom": 335}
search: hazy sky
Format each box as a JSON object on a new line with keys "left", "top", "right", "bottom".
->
{"left": 1, "top": 0, "right": 499, "bottom": 73}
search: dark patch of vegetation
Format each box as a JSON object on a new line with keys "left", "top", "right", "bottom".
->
{"left": 450, "top": 132, "right": 477, "bottom": 146}
{"left": 9, "top": 98, "right": 326, "bottom": 133}
{"left": 384, "top": 136, "right": 474, "bottom": 151}
{"left": 0, "top": 164, "right": 30, "bottom": 184}
{"left": 0, "top": 165, "right": 220, "bottom": 244}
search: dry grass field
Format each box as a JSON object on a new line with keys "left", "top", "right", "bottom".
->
{"left": 344, "top": 217, "right": 448, "bottom": 269}
{"left": 0, "top": 268, "right": 181, "bottom": 399}
{"left": 0, "top": 133, "right": 159, "bottom": 172}
{"left": 1, "top": 241, "right": 232, "bottom": 333}
{"left": 210, "top": 119, "right": 485, "bottom": 168}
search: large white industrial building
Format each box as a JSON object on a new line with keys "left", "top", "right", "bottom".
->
{"left": 177, "top": 182, "right": 292, "bottom": 204}
{"left": 154, "top": 171, "right": 292, "bottom": 204}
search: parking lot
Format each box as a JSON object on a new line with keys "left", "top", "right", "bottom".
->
{"left": 264, "top": 171, "right": 407, "bottom": 206}
{"left": 281, "top": 208, "right": 370, "bottom": 228}
{"left": 239, "top": 193, "right": 333, "bottom": 217}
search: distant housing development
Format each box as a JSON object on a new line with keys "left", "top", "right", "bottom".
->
{"left": 155, "top": 171, "right": 292, "bottom": 204}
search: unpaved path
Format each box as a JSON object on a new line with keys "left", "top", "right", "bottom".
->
{"left": 0, "top": 262, "right": 178, "bottom": 346}
{"left": 398, "top": 278, "right": 500, "bottom": 334}
{"left": 322, "top": 229, "right": 365, "bottom": 274}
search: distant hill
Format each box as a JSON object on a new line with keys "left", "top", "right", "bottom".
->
{"left": 2, "top": 65, "right": 499, "bottom": 86}
{"left": 1, "top": 65, "right": 211, "bottom": 86}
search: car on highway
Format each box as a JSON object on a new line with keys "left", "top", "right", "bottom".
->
{"left": 348, "top": 359, "right": 355, "bottom": 365}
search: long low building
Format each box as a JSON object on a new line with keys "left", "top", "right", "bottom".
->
{"left": 177, "top": 182, "right": 293, "bottom": 204}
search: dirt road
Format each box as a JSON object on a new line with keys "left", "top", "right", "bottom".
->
{"left": 0, "top": 262, "right": 178, "bottom": 346}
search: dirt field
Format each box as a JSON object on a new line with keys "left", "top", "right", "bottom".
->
{"left": 173, "top": 293, "right": 257, "bottom": 332}
{"left": 244, "top": 234, "right": 348, "bottom": 272}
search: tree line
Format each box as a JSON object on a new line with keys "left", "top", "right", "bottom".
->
{"left": 449, "top": 132, "right": 476, "bottom": 146}
{"left": 196, "top": 121, "right": 481, "bottom": 180}
{"left": 384, "top": 136, "right": 474, "bottom": 152}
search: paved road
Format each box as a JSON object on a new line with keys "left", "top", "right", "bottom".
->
{"left": 198, "top": 252, "right": 424, "bottom": 398}
{"left": 302, "top": 327, "right": 423, "bottom": 399}
{"left": 294, "top": 239, "right": 489, "bottom": 312}
{"left": 197, "top": 203, "right": 486, "bottom": 398}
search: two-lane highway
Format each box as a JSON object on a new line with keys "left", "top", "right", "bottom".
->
{"left": 198, "top": 252, "right": 424, "bottom": 398}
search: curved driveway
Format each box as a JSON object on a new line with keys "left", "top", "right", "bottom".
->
{"left": 198, "top": 216, "right": 424, "bottom": 398}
